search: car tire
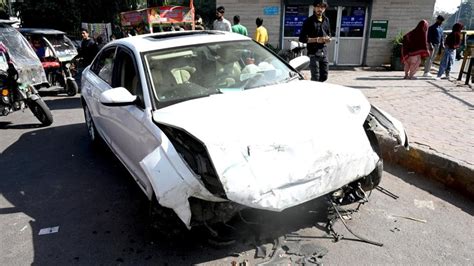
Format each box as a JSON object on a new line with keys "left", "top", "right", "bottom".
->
{"left": 361, "top": 129, "right": 383, "bottom": 191}
{"left": 83, "top": 103, "right": 102, "bottom": 145}
{"left": 66, "top": 79, "right": 78, "bottom": 96}
{"left": 148, "top": 197, "right": 188, "bottom": 239}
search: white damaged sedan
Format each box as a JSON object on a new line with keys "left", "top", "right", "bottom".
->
{"left": 81, "top": 31, "right": 408, "bottom": 229}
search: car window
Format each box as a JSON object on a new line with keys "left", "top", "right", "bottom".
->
{"left": 115, "top": 49, "right": 144, "bottom": 108}
{"left": 91, "top": 47, "right": 116, "bottom": 85}
{"left": 144, "top": 40, "right": 294, "bottom": 106}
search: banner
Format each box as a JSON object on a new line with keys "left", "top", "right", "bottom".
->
{"left": 81, "top": 22, "right": 112, "bottom": 42}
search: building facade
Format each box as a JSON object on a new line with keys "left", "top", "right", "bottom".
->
{"left": 216, "top": 0, "right": 436, "bottom": 66}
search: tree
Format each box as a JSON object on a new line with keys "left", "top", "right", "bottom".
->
{"left": 444, "top": 0, "right": 473, "bottom": 30}
{"left": 13, "top": 0, "right": 216, "bottom": 34}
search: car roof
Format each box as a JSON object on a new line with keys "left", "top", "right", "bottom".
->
{"left": 110, "top": 30, "right": 251, "bottom": 53}
{"left": 18, "top": 28, "right": 66, "bottom": 35}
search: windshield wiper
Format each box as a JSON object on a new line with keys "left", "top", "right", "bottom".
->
{"left": 280, "top": 71, "right": 300, "bottom": 83}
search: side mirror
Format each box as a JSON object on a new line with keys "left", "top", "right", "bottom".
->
{"left": 99, "top": 87, "right": 137, "bottom": 106}
{"left": 289, "top": 56, "right": 310, "bottom": 72}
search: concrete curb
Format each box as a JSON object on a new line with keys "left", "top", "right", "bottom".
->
{"left": 378, "top": 137, "right": 474, "bottom": 200}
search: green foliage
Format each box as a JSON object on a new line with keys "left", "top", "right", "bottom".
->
{"left": 392, "top": 31, "right": 404, "bottom": 58}
{"left": 444, "top": 1, "right": 473, "bottom": 30}
{"left": 13, "top": 0, "right": 216, "bottom": 34}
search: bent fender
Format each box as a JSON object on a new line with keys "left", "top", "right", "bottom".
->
{"left": 369, "top": 105, "right": 409, "bottom": 149}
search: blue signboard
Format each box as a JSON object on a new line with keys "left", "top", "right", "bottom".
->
{"left": 264, "top": 6, "right": 280, "bottom": 16}
{"left": 284, "top": 5, "right": 309, "bottom": 37}
{"left": 341, "top": 16, "right": 365, "bottom": 28}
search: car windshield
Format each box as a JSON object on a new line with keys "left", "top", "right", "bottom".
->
{"left": 144, "top": 40, "right": 297, "bottom": 105}
{"left": 44, "top": 35, "right": 78, "bottom": 60}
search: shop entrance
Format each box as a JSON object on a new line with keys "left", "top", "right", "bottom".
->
{"left": 283, "top": 5, "right": 368, "bottom": 66}
{"left": 327, "top": 6, "right": 368, "bottom": 65}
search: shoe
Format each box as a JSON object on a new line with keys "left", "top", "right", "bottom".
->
{"left": 410, "top": 76, "right": 418, "bottom": 80}
{"left": 423, "top": 73, "right": 432, "bottom": 77}
{"left": 446, "top": 76, "right": 451, "bottom": 81}
{"left": 434, "top": 76, "right": 441, "bottom": 80}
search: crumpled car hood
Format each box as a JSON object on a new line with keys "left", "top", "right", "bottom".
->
{"left": 151, "top": 80, "right": 380, "bottom": 211}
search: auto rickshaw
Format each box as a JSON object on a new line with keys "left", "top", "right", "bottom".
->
{"left": 0, "top": 21, "right": 49, "bottom": 90}
{"left": 19, "top": 28, "right": 79, "bottom": 96}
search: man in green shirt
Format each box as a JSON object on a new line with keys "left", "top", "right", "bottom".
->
{"left": 231, "top": 15, "right": 248, "bottom": 36}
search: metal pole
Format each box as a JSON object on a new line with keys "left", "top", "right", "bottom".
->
{"left": 7, "top": 0, "right": 12, "bottom": 17}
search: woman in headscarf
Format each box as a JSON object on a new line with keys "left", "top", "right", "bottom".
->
{"left": 436, "top": 23, "right": 463, "bottom": 81}
{"left": 402, "top": 20, "right": 429, "bottom": 79}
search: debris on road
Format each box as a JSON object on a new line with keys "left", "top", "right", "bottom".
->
{"left": 38, "top": 226, "right": 59, "bottom": 235}
{"left": 390, "top": 227, "right": 401, "bottom": 233}
{"left": 376, "top": 186, "right": 399, "bottom": 199}
{"left": 254, "top": 244, "right": 267, "bottom": 258}
{"left": 414, "top": 199, "right": 435, "bottom": 210}
{"left": 390, "top": 215, "right": 427, "bottom": 223}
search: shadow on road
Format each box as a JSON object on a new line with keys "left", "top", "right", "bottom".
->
{"left": 43, "top": 96, "right": 82, "bottom": 110}
{"left": 426, "top": 81, "right": 474, "bottom": 109}
{"left": 355, "top": 76, "right": 405, "bottom": 81}
{"left": 384, "top": 164, "right": 474, "bottom": 216}
{"left": 0, "top": 123, "right": 334, "bottom": 265}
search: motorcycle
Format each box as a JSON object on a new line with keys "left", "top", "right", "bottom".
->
{"left": 0, "top": 43, "right": 53, "bottom": 126}
{"left": 278, "top": 40, "right": 307, "bottom": 62}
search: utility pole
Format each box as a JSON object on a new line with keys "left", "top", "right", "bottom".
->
{"left": 7, "top": 0, "right": 12, "bottom": 16}
{"left": 454, "top": 1, "right": 463, "bottom": 23}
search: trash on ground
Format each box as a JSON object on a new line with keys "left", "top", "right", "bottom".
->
{"left": 38, "top": 226, "right": 59, "bottom": 235}
{"left": 414, "top": 199, "right": 435, "bottom": 210}
{"left": 282, "top": 241, "right": 328, "bottom": 258}
{"left": 390, "top": 214, "right": 427, "bottom": 223}
{"left": 390, "top": 227, "right": 401, "bottom": 233}
{"left": 375, "top": 186, "right": 399, "bottom": 199}
{"left": 255, "top": 244, "right": 267, "bottom": 258}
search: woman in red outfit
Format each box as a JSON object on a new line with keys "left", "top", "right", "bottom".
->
{"left": 402, "top": 20, "right": 430, "bottom": 79}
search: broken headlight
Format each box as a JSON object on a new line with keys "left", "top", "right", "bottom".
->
{"left": 157, "top": 123, "right": 227, "bottom": 198}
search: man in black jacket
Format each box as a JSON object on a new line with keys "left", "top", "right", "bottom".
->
{"left": 299, "top": 0, "right": 331, "bottom": 82}
{"left": 80, "top": 29, "right": 99, "bottom": 66}
{"left": 423, "top": 15, "right": 444, "bottom": 77}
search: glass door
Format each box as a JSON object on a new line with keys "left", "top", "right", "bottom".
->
{"left": 335, "top": 6, "right": 368, "bottom": 65}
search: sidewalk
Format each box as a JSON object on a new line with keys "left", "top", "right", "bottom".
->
{"left": 304, "top": 69, "right": 474, "bottom": 198}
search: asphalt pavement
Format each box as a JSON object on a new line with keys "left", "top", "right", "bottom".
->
{"left": 0, "top": 94, "right": 473, "bottom": 265}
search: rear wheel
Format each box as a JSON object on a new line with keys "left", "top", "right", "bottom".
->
{"left": 27, "top": 98, "right": 53, "bottom": 126}
{"left": 66, "top": 79, "right": 78, "bottom": 96}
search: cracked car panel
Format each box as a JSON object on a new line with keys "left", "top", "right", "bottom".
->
{"left": 151, "top": 81, "right": 382, "bottom": 224}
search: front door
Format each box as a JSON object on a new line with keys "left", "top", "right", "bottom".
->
{"left": 331, "top": 6, "right": 368, "bottom": 65}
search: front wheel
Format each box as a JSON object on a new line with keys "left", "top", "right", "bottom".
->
{"left": 66, "top": 79, "right": 78, "bottom": 96}
{"left": 83, "top": 103, "right": 102, "bottom": 145}
{"left": 27, "top": 98, "right": 53, "bottom": 126}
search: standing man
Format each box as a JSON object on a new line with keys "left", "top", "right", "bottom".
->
{"left": 299, "top": 0, "right": 331, "bottom": 82}
{"left": 423, "top": 15, "right": 444, "bottom": 77}
{"left": 254, "top": 17, "right": 268, "bottom": 45}
{"left": 232, "top": 15, "right": 248, "bottom": 36}
{"left": 80, "top": 29, "right": 99, "bottom": 66}
{"left": 213, "top": 6, "right": 232, "bottom": 32}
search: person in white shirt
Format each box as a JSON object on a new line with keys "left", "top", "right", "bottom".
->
{"left": 213, "top": 6, "right": 231, "bottom": 32}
